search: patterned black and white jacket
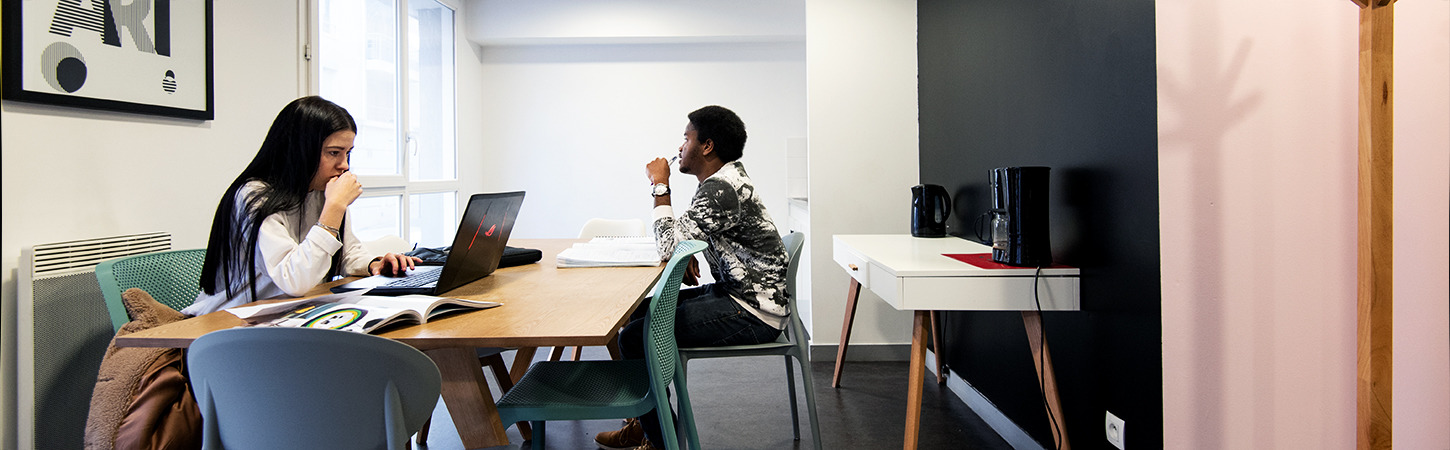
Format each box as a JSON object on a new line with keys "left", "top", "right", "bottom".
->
{"left": 652, "top": 161, "right": 790, "bottom": 329}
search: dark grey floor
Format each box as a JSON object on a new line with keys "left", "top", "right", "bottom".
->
{"left": 416, "top": 347, "right": 1012, "bottom": 450}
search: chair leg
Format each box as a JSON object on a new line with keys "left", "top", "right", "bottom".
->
{"left": 784, "top": 355, "right": 801, "bottom": 440}
{"left": 481, "top": 353, "right": 532, "bottom": 439}
{"left": 658, "top": 398, "right": 683, "bottom": 450}
{"left": 531, "top": 421, "right": 546, "bottom": 449}
{"left": 547, "top": 346, "right": 566, "bottom": 361}
{"left": 794, "top": 352, "right": 824, "bottom": 450}
{"left": 674, "top": 362, "right": 701, "bottom": 450}
{"left": 571, "top": 346, "right": 584, "bottom": 361}
{"left": 416, "top": 416, "right": 430, "bottom": 445}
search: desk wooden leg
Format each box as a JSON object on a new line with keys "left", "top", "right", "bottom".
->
{"left": 833, "top": 278, "right": 863, "bottom": 388}
{"left": 929, "top": 310, "right": 945, "bottom": 385}
{"left": 509, "top": 346, "right": 538, "bottom": 384}
{"left": 482, "top": 353, "right": 532, "bottom": 440}
{"left": 1022, "top": 311, "right": 1070, "bottom": 450}
{"left": 606, "top": 340, "right": 623, "bottom": 361}
{"left": 425, "top": 347, "right": 509, "bottom": 449}
{"left": 904, "top": 310, "right": 929, "bottom": 450}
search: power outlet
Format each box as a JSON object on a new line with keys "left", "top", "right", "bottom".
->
{"left": 1105, "top": 411, "right": 1125, "bottom": 449}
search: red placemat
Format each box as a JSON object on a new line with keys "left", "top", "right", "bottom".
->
{"left": 943, "top": 253, "right": 1072, "bottom": 269}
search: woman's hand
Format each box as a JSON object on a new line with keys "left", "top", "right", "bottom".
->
{"left": 370, "top": 253, "right": 422, "bottom": 276}
{"left": 324, "top": 171, "right": 363, "bottom": 210}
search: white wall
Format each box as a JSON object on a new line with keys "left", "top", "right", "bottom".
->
{"left": 0, "top": 1, "right": 488, "bottom": 446}
{"left": 804, "top": 0, "right": 920, "bottom": 349}
{"left": 1158, "top": 0, "right": 1450, "bottom": 448}
{"left": 466, "top": 1, "right": 806, "bottom": 242}
{"left": 467, "top": 0, "right": 805, "bottom": 45}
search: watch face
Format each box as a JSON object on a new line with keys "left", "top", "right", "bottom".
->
{"left": 652, "top": 183, "right": 670, "bottom": 196}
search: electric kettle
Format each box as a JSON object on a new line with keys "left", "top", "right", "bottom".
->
{"left": 911, "top": 184, "right": 951, "bottom": 237}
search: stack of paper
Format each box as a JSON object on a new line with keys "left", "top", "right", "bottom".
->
{"left": 556, "top": 236, "right": 662, "bottom": 267}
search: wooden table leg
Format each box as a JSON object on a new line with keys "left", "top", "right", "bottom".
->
{"left": 929, "top": 310, "right": 945, "bottom": 385}
{"left": 425, "top": 347, "right": 510, "bottom": 449}
{"left": 1022, "top": 311, "right": 1070, "bottom": 450}
{"left": 509, "top": 346, "right": 538, "bottom": 384}
{"left": 606, "top": 339, "right": 623, "bottom": 361}
{"left": 904, "top": 310, "right": 929, "bottom": 449}
{"left": 833, "top": 277, "right": 863, "bottom": 388}
{"left": 482, "top": 353, "right": 532, "bottom": 440}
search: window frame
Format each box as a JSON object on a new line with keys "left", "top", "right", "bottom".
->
{"left": 303, "top": 0, "right": 461, "bottom": 245}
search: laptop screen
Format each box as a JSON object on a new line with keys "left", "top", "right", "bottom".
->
{"left": 435, "top": 191, "right": 525, "bottom": 291}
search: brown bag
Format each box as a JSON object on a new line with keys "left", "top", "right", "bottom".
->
{"left": 113, "top": 349, "right": 201, "bottom": 450}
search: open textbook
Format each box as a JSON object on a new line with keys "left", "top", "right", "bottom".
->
{"left": 228, "top": 290, "right": 501, "bottom": 334}
{"left": 556, "top": 236, "right": 663, "bottom": 268}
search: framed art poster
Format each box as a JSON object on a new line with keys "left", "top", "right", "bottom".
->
{"left": 3, "top": 0, "right": 214, "bottom": 120}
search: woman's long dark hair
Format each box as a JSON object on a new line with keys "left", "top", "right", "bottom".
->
{"left": 199, "top": 96, "right": 358, "bottom": 301}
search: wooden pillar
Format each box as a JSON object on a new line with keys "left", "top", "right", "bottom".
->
{"left": 1351, "top": 1, "right": 1394, "bottom": 449}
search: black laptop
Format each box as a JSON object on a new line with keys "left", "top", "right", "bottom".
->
{"left": 331, "top": 191, "right": 526, "bottom": 296}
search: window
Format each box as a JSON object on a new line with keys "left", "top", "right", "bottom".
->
{"left": 314, "top": 0, "right": 457, "bottom": 247}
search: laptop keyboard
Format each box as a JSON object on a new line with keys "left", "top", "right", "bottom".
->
{"left": 382, "top": 269, "right": 441, "bottom": 288}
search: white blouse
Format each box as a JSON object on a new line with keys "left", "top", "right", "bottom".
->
{"left": 184, "top": 181, "right": 372, "bottom": 316}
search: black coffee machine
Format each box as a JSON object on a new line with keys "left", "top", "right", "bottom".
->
{"left": 989, "top": 167, "right": 1052, "bottom": 266}
{"left": 911, "top": 184, "right": 951, "bottom": 237}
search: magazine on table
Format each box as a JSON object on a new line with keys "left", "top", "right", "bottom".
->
{"left": 229, "top": 290, "right": 501, "bottom": 334}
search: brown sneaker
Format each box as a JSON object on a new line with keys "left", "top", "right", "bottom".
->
{"left": 595, "top": 417, "right": 646, "bottom": 450}
{"left": 629, "top": 442, "right": 661, "bottom": 450}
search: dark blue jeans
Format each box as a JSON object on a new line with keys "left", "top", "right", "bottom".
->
{"left": 619, "top": 283, "right": 782, "bottom": 447}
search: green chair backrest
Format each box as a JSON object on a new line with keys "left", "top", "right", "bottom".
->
{"left": 644, "top": 240, "right": 709, "bottom": 404}
{"left": 780, "top": 231, "right": 808, "bottom": 339}
{"left": 95, "top": 249, "right": 207, "bottom": 331}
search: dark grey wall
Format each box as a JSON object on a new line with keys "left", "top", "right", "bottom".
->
{"left": 917, "top": 0, "right": 1161, "bottom": 448}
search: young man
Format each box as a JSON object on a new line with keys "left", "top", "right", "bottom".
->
{"left": 596, "top": 105, "right": 791, "bottom": 450}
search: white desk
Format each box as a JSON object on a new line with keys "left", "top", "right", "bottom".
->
{"left": 830, "top": 234, "right": 1080, "bottom": 449}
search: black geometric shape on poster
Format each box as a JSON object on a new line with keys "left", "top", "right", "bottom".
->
{"left": 101, "top": 0, "right": 121, "bottom": 47}
{"left": 162, "top": 70, "right": 177, "bottom": 93}
{"left": 57, "top": 58, "right": 87, "bottom": 93}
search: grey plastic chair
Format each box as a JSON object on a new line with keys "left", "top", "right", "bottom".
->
{"left": 187, "top": 327, "right": 441, "bottom": 450}
{"left": 95, "top": 249, "right": 206, "bottom": 331}
{"left": 676, "top": 231, "right": 821, "bottom": 450}
{"left": 495, "top": 240, "right": 708, "bottom": 450}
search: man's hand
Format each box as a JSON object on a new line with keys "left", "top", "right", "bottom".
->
{"left": 646, "top": 158, "right": 671, "bottom": 185}
{"left": 682, "top": 257, "right": 701, "bottom": 286}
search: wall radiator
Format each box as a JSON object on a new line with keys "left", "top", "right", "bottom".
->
{"left": 10, "top": 232, "right": 170, "bottom": 450}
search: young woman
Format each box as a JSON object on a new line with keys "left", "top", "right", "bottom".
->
{"left": 186, "top": 96, "right": 418, "bottom": 316}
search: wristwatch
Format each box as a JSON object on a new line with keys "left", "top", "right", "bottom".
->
{"left": 651, "top": 183, "right": 671, "bottom": 197}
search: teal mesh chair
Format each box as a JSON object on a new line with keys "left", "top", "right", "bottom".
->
{"left": 188, "top": 327, "right": 441, "bottom": 450}
{"left": 95, "top": 249, "right": 206, "bottom": 331}
{"left": 495, "top": 240, "right": 708, "bottom": 450}
{"left": 676, "top": 231, "right": 820, "bottom": 450}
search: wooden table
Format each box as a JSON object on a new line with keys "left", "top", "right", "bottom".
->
{"left": 116, "top": 239, "right": 664, "bottom": 449}
{"left": 830, "top": 235, "right": 1080, "bottom": 449}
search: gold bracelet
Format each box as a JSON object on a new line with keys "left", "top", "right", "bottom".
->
{"left": 316, "top": 222, "right": 341, "bottom": 239}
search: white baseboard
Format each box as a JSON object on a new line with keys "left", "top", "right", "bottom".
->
{"left": 926, "top": 350, "right": 1047, "bottom": 450}
{"left": 809, "top": 343, "right": 910, "bottom": 362}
